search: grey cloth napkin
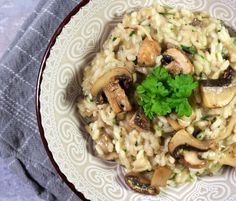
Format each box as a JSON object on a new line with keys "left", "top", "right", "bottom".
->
{"left": 0, "top": 0, "right": 84, "bottom": 200}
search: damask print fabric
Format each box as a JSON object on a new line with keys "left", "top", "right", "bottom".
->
{"left": 0, "top": 0, "right": 236, "bottom": 201}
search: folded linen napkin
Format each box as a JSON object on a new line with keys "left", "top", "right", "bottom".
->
{"left": 0, "top": 0, "right": 84, "bottom": 200}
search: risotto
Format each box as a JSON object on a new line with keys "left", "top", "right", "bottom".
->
{"left": 78, "top": 4, "right": 236, "bottom": 195}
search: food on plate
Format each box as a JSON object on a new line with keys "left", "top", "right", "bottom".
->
{"left": 78, "top": 4, "right": 236, "bottom": 195}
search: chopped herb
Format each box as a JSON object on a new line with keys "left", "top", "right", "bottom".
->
{"left": 88, "top": 98, "right": 94, "bottom": 102}
{"left": 198, "top": 54, "right": 205, "bottom": 60}
{"left": 112, "top": 37, "right": 117, "bottom": 41}
{"left": 154, "top": 125, "right": 161, "bottom": 131}
{"left": 201, "top": 115, "right": 210, "bottom": 121}
{"left": 129, "top": 31, "right": 136, "bottom": 37}
{"left": 136, "top": 66, "right": 198, "bottom": 119}
{"left": 112, "top": 119, "right": 117, "bottom": 125}
{"left": 192, "top": 29, "right": 196, "bottom": 32}
{"left": 133, "top": 56, "right": 138, "bottom": 65}
{"left": 159, "top": 12, "right": 175, "bottom": 16}
{"left": 221, "top": 51, "right": 227, "bottom": 59}
{"left": 99, "top": 127, "right": 104, "bottom": 132}
{"left": 135, "top": 141, "right": 138, "bottom": 146}
{"left": 169, "top": 172, "right": 176, "bottom": 180}
{"left": 188, "top": 172, "right": 196, "bottom": 181}
{"left": 123, "top": 148, "right": 127, "bottom": 152}
{"left": 180, "top": 45, "right": 197, "bottom": 55}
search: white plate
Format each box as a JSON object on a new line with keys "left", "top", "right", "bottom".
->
{"left": 37, "top": 0, "right": 236, "bottom": 200}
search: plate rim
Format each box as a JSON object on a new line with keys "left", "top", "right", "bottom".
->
{"left": 35, "top": 1, "right": 90, "bottom": 200}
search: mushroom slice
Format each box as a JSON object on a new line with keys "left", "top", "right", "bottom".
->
{"left": 138, "top": 37, "right": 161, "bottom": 67}
{"left": 91, "top": 68, "right": 133, "bottom": 113}
{"left": 168, "top": 129, "right": 217, "bottom": 159}
{"left": 161, "top": 54, "right": 174, "bottom": 65}
{"left": 103, "top": 152, "right": 119, "bottom": 161}
{"left": 190, "top": 18, "right": 203, "bottom": 27}
{"left": 222, "top": 67, "right": 234, "bottom": 80}
{"left": 219, "top": 144, "right": 236, "bottom": 167}
{"left": 151, "top": 166, "right": 172, "bottom": 187}
{"left": 200, "top": 78, "right": 236, "bottom": 108}
{"left": 125, "top": 172, "right": 160, "bottom": 195}
{"left": 129, "top": 109, "right": 150, "bottom": 131}
{"left": 182, "top": 151, "right": 206, "bottom": 169}
{"left": 163, "top": 48, "right": 194, "bottom": 74}
{"left": 167, "top": 117, "right": 182, "bottom": 131}
{"left": 104, "top": 81, "right": 132, "bottom": 113}
{"left": 134, "top": 66, "right": 148, "bottom": 75}
{"left": 164, "top": 61, "right": 182, "bottom": 75}
{"left": 218, "top": 113, "right": 236, "bottom": 140}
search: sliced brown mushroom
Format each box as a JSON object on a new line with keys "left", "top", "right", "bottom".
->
{"left": 190, "top": 18, "right": 203, "bottom": 27}
{"left": 161, "top": 54, "right": 174, "bottom": 65}
{"left": 167, "top": 117, "right": 183, "bottom": 131}
{"left": 129, "top": 109, "right": 150, "bottom": 131}
{"left": 151, "top": 166, "right": 172, "bottom": 187}
{"left": 219, "top": 144, "right": 236, "bottom": 167}
{"left": 218, "top": 113, "right": 236, "bottom": 140}
{"left": 163, "top": 48, "right": 194, "bottom": 74}
{"left": 164, "top": 61, "right": 182, "bottom": 75}
{"left": 96, "top": 133, "right": 113, "bottom": 155}
{"left": 125, "top": 172, "right": 160, "bottom": 195}
{"left": 200, "top": 77, "right": 236, "bottom": 108}
{"left": 103, "top": 152, "right": 119, "bottom": 161}
{"left": 168, "top": 129, "right": 217, "bottom": 159}
{"left": 91, "top": 68, "right": 133, "bottom": 113}
{"left": 222, "top": 67, "right": 234, "bottom": 80}
{"left": 138, "top": 37, "right": 161, "bottom": 67}
{"left": 182, "top": 151, "right": 207, "bottom": 169}
{"left": 134, "top": 66, "right": 148, "bottom": 75}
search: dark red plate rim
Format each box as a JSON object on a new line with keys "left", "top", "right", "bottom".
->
{"left": 36, "top": 1, "right": 90, "bottom": 200}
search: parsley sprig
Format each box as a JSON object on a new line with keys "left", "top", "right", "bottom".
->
{"left": 136, "top": 67, "right": 198, "bottom": 119}
{"left": 180, "top": 45, "right": 197, "bottom": 55}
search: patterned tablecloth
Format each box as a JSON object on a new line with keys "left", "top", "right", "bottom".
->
{"left": 0, "top": 0, "right": 39, "bottom": 58}
{"left": 0, "top": 1, "right": 43, "bottom": 201}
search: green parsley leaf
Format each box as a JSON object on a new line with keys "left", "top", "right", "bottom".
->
{"left": 151, "top": 100, "right": 171, "bottom": 116}
{"left": 167, "top": 74, "right": 198, "bottom": 98}
{"left": 129, "top": 31, "right": 136, "bottom": 37}
{"left": 180, "top": 44, "right": 197, "bottom": 55}
{"left": 166, "top": 98, "right": 191, "bottom": 117}
{"left": 175, "top": 98, "right": 192, "bottom": 117}
{"left": 136, "top": 85, "right": 145, "bottom": 94}
{"left": 152, "top": 67, "right": 171, "bottom": 82}
{"left": 136, "top": 66, "right": 198, "bottom": 119}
